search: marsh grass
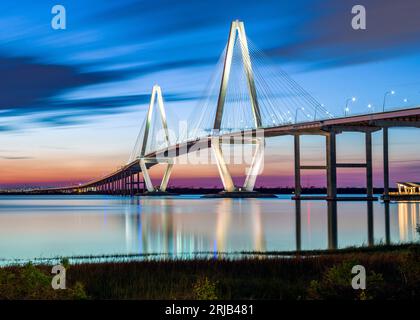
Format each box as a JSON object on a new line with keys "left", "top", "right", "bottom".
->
{"left": 0, "top": 262, "right": 87, "bottom": 299}
{"left": 1, "top": 244, "right": 419, "bottom": 300}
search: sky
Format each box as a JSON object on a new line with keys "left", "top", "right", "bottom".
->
{"left": 1, "top": 0, "right": 420, "bottom": 189}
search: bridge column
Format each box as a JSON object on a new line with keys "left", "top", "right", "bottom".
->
{"left": 243, "top": 138, "right": 264, "bottom": 192}
{"left": 129, "top": 172, "right": 134, "bottom": 196}
{"left": 294, "top": 134, "right": 301, "bottom": 198}
{"left": 365, "top": 131, "right": 373, "bottom": 198}
{"left": 160, "top": 164, "right": 173, "bottom": 192}
{"left": 140, "top": 159, "right": 155, "bottom": 192}
{"left": 120, "top": 175, "right": 123, "bottom": 195}
{"left": 139, "top": 159, "right": 173, "bottom": 193}
{"left": 211, "top": 137, "right": 235, "bottom": 192}
{"left": 383, "top": 127, "right": 390, "bottom": 201}
{"left": 137, "top": 172, "right": 140, "bottom": 194}
{"left": 124, "top": 172, "right": 128, "bottom": 195}
{"left": 326, "top": 131, "right": 337, "bottom": 200}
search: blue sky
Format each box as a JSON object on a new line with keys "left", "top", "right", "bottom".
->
{"left": 1, "top": 0, "right": 420, "bottom": 187}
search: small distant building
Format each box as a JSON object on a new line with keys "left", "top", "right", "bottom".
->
{"left": 396, "top": 182, "right": 420, "bottom": 194}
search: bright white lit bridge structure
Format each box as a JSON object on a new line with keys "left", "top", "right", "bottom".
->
{"left": 42, "top": 21, "right": 420, "bottom": 201}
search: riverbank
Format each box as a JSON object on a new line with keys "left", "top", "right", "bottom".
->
{"left": 1, "top": 244, "right": 419, "bottom": 300}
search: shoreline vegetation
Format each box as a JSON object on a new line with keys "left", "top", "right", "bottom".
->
{"left": 1, "top": 243, "right": 419, "bottom": 300}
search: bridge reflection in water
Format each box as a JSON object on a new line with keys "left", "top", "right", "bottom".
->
{"left": 0, "top": 196, "right": 419, "bottom": 261}
{"left": 121, "top": 198, "right": 420, "bottom": 256}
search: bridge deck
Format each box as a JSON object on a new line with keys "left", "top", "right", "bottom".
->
{"left": 45, "top": 106, "right": 420, "bottom": 192}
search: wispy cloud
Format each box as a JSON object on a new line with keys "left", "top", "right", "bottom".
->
{"left": 0, "top": 55, "right": 115, "bottom": 109}
{"left": 1, "top": 0, "right": 420, "bottom": 133}
{"left": 267, "top": 0, "right": 420, "bottom": 70}
{"left": 0, "top": 156, "right": 34, "bottom": 160}
{"left": 0, "top": 53, "right": 202, "bottom": 130}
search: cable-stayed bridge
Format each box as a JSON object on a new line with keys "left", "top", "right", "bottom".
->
{"left": 44, "top": 20, "right": 420, "bottom": 201}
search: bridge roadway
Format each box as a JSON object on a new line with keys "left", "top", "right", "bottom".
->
{"left": 44, "top": 105, "right": 420, "bottom": 200}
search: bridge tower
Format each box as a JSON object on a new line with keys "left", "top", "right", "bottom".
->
{"left": 212, "top": 20, "right": 265, "bottom": 193}
{"left": 138, "top": 85, "right": 174, "bottom": 193}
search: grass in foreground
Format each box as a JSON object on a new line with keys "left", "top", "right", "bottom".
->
{"left": 1, "top": 244, "right": 419, "bottom": 300}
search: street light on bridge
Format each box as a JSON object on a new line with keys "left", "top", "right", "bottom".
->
{"left": 344, "top": 97, "right": 356, "bottom": 116}
{"left": 295, "top": 107, "right": 305, "bottom": 123}
{"left": 382, "top": 90, "right": 395, "bottom": 112}
{"left": 313, "top": 103, "right": 324, "bottom": 120}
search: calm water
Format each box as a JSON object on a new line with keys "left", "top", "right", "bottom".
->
{"left": 0, "top": 195, "right": 419, "bottom": 263}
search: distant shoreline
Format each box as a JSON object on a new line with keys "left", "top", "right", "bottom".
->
{"left": 0, "top": 187, "right": 393, "bottom": 195}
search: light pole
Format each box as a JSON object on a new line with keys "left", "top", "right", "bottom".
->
{"left": 367, "top": 104, "right": 373, "bottom": 113}
{"left": 344, "top": 97, "right": 356, "bottom": 116}
{"left": 295, "top": 107, "right": 304, "bottom": 123}
{"left": 314, "top": 103, "right": 324, "bottom": 120}
{"left": 382, "top": 90, "right": 395, "bottom": 112}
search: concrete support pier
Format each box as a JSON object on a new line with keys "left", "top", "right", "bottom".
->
{"left": 365, "top": 131, "right": 373, "bottom": 198}
{"left": 326, "top": 131, "right": 337, "bottom": 200}
{"left": 294, "top": 134, "right": 301, "bottom": 198}
{"left": 293, "top": 130, "right": 377, "bottom": 201}
{"left": 383, "top": 127, "right": 390, "bottom": 201}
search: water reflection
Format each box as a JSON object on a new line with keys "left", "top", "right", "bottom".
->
{"left": 122, "top": 198, "right": 418, "bottom": 255}
{"left": 397, "top": 202, "right": 420, "bottom": 242}
{"left": 327, "top": 201, "right": 338, "bottom": 250}
{"left": 215, "top": 199, "right": 266, "bottom": 253}
{"left": 367, "top": 201, "right": 374, "bottom": 247}
{"left": 295, "top": 201, "right": 301, "bottom": 251}
{"left": 0, "top": 195, "right": 419, "bottom": 261}
{"left": 384, "top": 202, "right": 391, "bottom": 245}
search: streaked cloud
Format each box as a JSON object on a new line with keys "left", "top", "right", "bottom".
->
{"left": 0, "top": 156, "right": 34, "bottom": 160}
{"left": 268, "top": 0, "right": 420, "bottom": 69}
